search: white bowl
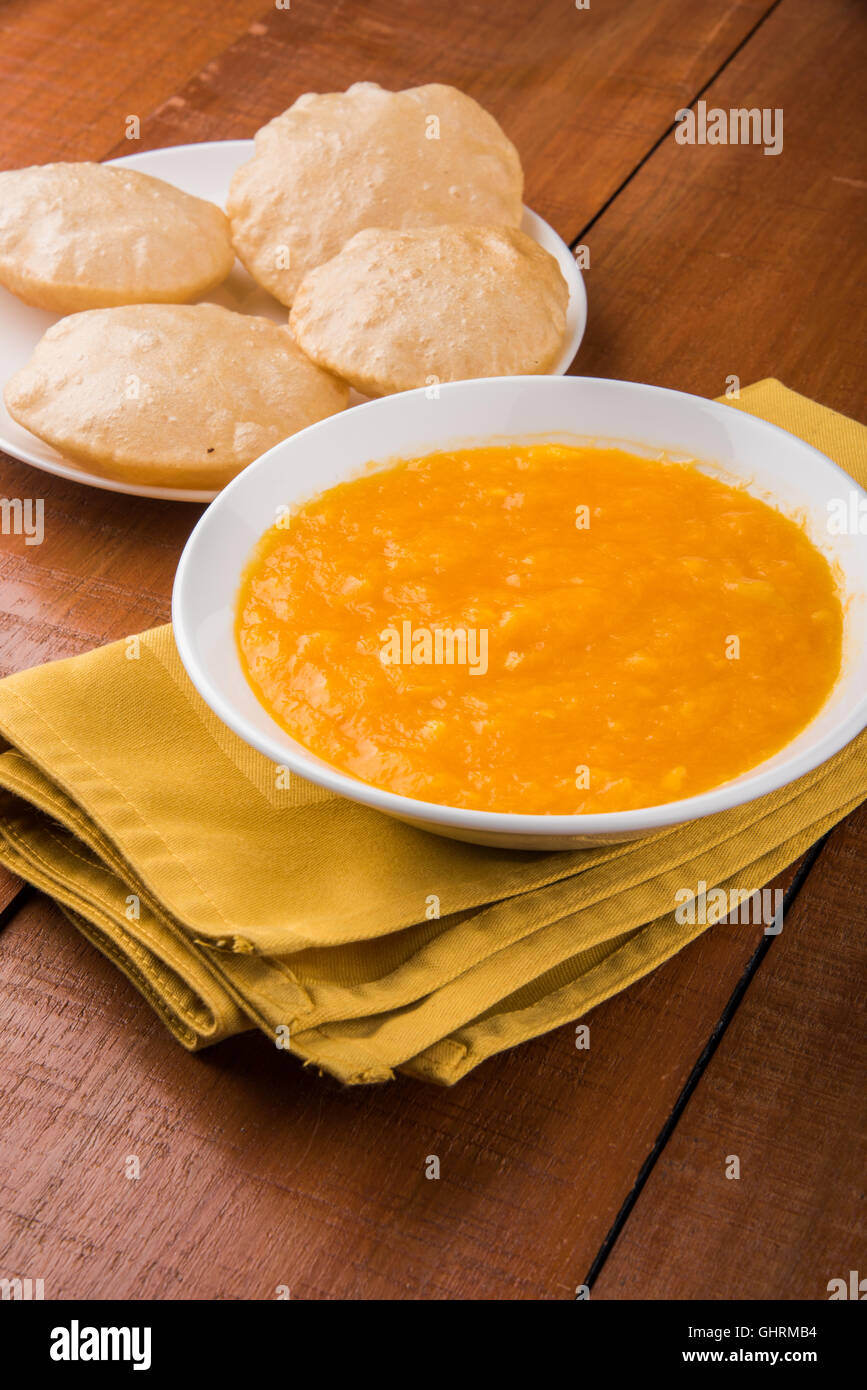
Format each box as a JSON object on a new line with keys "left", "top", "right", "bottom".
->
{"left": 173, "top": 376, "right": 867, "bottom": 849}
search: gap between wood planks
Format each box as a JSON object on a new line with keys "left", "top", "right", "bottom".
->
{"left": 579, "top": 833, "right": 829, "bottom": 1296}
{"left": 0, "top": 877, "right": 30, "bottom": 929}
{"left": 568, "top": 0, "right": 785, "bottom": 254}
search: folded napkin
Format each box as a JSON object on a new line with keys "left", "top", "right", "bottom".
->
{"left": 0, "top": 381, "right": 864, "bottom": 1084}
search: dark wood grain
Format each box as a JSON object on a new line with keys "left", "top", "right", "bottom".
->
{"left": 0, "top": 0, "right": 271, "bottom": 168}
{"left": 572, "top": 0, "right": 867, "bottom": 418}
{"left": 110, "top": 0, "right": 776, "bottom": 238}
{"left": 0, "top": 868, "right": 799, "bottom": 1299}
{"left": 591, "top": 804, "right": 867, "bottom": 1301}
{"left": 0, "top": 480, "right": 190, "bottom": 675}
{"left": 0, "top": 0, "right": 863, "bottom": 1302}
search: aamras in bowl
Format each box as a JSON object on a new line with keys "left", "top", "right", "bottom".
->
{"left": 172, "top": 377, "right": 867, "bottom": 850}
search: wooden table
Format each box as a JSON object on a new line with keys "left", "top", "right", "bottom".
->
{"left": 1, "top": 0, "right": 864, "bottom": 1301}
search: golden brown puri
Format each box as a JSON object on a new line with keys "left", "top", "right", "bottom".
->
{"left": 289, "top": 224, "right": 569, "bottom": 396}
{"left": 227, "top": 82, "right": 524, "bottom": 307}
{"left": 4, "top": 304, "right": 349, "bottom": 490}
{"left": 0, "top": 163, "right": 235, "bottom": 313}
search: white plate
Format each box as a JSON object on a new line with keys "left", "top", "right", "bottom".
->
{"left": 0, "top": 140, "right": 587, "bottom": 503}
{"left": 173, "top": 375, "right": 867, "bottom": 850}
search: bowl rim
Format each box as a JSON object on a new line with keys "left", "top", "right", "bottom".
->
{"left": 172, "top": 374, "right": 867, "bottom": 838}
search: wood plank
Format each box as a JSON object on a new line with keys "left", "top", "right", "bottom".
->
{"left": 0, "top": 482, "right": 189, "bottom": 675}
{"left": 568, "top": 0, "right": 867, "bottom": 1289}
{"left": 0, "top": 0, "right": 272, "bottom": 168}
{"left": 107, "top": 0, "right": 776, "bottom": 238}
{"left": 572, "top": 0, "right": 867, "bottom": 418}
{"left": 0, "top": 865, "right": 801, "bottom": 1298}
{"left": 590, "top": 803, "right": 867, "bottom": 1300}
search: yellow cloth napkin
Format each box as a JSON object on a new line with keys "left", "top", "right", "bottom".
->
{"left": 0, "top": 381, "right": 863, "bottom": 1084}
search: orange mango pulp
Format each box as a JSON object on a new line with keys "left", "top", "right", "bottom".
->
{"left": 236, "top": 444, "right": 843, "bottom": 814}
